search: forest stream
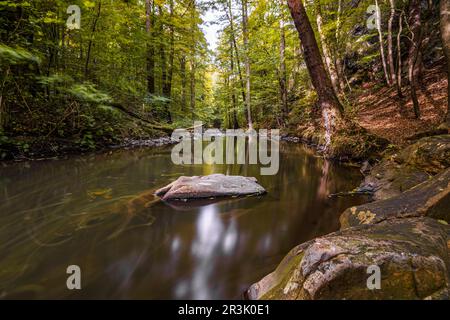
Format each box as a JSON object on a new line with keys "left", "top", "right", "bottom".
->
{"left": 0, "top": 142, "right": 368, "bottom": 299}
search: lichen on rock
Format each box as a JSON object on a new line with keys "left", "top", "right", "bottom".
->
{"left": 247, "top": 218, "right": 450, "bottom": 300}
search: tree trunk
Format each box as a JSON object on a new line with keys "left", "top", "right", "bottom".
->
{"left": 226, "top": 0, "right": 247, "bottom": 112}
{"left": 241, "top": 0, "right": 253, "bottom": 129}
{"left": 161, "top": 2, "right": 173, "bottom": 123}
{"left": 158, "top": 6, "right": 167, "bottom": 97}
{"left": 440, "top": 0, "right": 450, "bottom": 125}
{"left": 190, "top": 61, "right": 196, "bottom": 119}
{"left": 314, "top": 0, "right": 341, "bottom": 94}
{"left": 85, "top": 0, "right": 102, "bottom": 79}
{"left": 164, "top": 0, "right": 175, "bottom": 100}
{"left": 146, "top": 0, "right": 155, "bottom": 95}
{"left": 230, "top": 36, "right": 239, "bottom": 129}
{"left": 190, "top": 0, "right": 196, "bottom": 119}
{"left": 335, "top": 0, "right": 346, "bottom": 92}
{"left": 279, "top": 3, "right": 288, "bottom": 122}
{"left": 387, "top": 0, "right": 397, "bottom": 86}
{"left": 407, "top": 0, "right": 422, "bottom": 119}
{"left": 375, "top": 0, "right": 392, "bottom": 86}
{"left": 180, "top": 56, "right": 187, "bottom": 112}
{"left": 287, "top": 0, "right": 344, "bottom": 148}
{"left": 396, "top": 12, "right": 404, "bottom": 98}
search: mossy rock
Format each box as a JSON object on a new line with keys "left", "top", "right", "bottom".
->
{"left": 295, "top": 122, "right": 389, "bottom": 161}
{"left": 358, "top": 135, "right": 450, "bottom": 201}
{"left": 396, "top": 135, "right": 450, "bottom": 174}
{"left": 341, "top": 168, "right": 450, "bottom": 228}
{"left": 328, "top": 125, "right": 389, "bottom": 161}
{"left": 247, "top": 218, "right": 450, "bottom": 300}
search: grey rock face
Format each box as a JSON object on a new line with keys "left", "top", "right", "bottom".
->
{"left": 155, "top": 174, "right": 266, "bottom": 201}
{"left": 247, "top": 217, "right": 450, "bottom": 300}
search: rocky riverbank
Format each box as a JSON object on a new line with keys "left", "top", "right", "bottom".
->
{"left": 0, "top": 136, "right": 175, "bottom": 161}
{"left": 248, "top": 134, "right": 450, "bottom": 300}
{"left": 283, "top": 121, "right": 390, "bottom": 162}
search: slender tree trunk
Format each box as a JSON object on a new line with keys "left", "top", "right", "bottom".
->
{"left": 0, "top": 68, "right": 10, "bottom": 131}
{"left": 230, "top": 37, "right": 239, "bottom": 129}
{"left": 287, "top": 0, "right": 344, "bottom": 146}
{"left": 85, "top": 0, "right": 102, "bottom": 79}
{"left": 441, "top": 0, "right": 450, "bottom": 125}
{"left": 314, "top": 0, "right": 341, "bottom": 94}
{"left": 180, "top": 56, "right": 187, "bottom": 112}
{"left": 407, "top": 0, "right": 422, "bottom": 119}
{"left": 160, "top": 3, "right": 173, "bottom": 123}
{"left": 225, "top": 75, "right": 232, "bottom": 128}
{"left": 158, "top": 6, "right": 167, "bottom": 97}
{"left": 387, "top": 0, "right": 397, "bottom": 86}
{"left": 335, "top": 0, "right": 346, "bottom": 92}
{"left": 190, "top": 0, "right": 196, "bottom": 119}
{"left": 241, "top": 0, "right": 253, "bottom": 129}
{"left": 226, "top": 0, "right": 247, "bottom": 110}
{"left": 146, "top": 0, "right": 155, "bottom": 95}
{"left": 279, "top": 3, "right": 288, "bottom": 122}
{"left": 164, "top": 0, "right": 175, "bottom": 100}
{"left": 375, "top": 0, "right": 392, "bottom": 86}
{"left": 396, "top": 12, "right": 404, "bottom": 98}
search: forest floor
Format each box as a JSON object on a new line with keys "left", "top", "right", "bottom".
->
{"left": 354, "top": 65, "right": 448, "bottom": 146}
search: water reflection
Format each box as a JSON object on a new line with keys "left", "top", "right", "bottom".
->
{"left": 0, "top": 143, "right": 367, "bottom": 299}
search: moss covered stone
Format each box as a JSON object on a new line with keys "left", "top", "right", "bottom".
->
{"left": 247, "top": 218, "right": 450, "bottom": 300}
{"left": 341, "top": 168, "right": 450, "bottom": 228}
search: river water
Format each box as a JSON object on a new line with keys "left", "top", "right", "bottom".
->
{"left": 0, "top": 143, "right": 367, "bottom": 299}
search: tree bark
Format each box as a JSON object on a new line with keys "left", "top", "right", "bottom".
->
{"left": 441, "top": 0, "right": 450, "bottom": 125}
{"left": 161, "top": 2, "right": 173, "bottom": 123}
{"left": 230, "top": 36, "right": 239, "bottom": 129}
{"left": 287, "top": 0, "right": 344, "bottom": 114}
{"left": 85, "top": 0, "right": 102, "bottom": 79}
{"left": 375, "top": 0, "right": 392, "bottom": 86}
{"left": 287, "top": 0, "right": 344, "bottom": 147}
{"left": 279, "top": 3, "right": 288, "bottom": 122}
{"left": 226, "top": 0, "right": 247, "bottom": 113}
{"left": 407, "top": 0, "right": 422, "bottom": 119}
{"left": 335, "top": 0, "right": 346, "bottom": 92}
{"left": 190, "top": 0, "right": 196, "bottom": 119}
{"left": 396, "top": 12, "right": 404, "bottom": 98}
{"left": 158, "top": 6, "right": 167, "bottom": 96}
{"left": 387, "top": 0, "right": 397, "bottom": 86}
{"left": 314, "top": 0, "right": 341, "bottom": 94}
{"left": 146, "top": 0, "right": 155, "bottom": 95}
{"left": 180, "top": 56, "right": 187, "bottom": 112}
{"left": 164, "top": 0, "right": 175, "bottom": 100}
{"left": 241, "top": 0, "right": 253, "bottom": 129}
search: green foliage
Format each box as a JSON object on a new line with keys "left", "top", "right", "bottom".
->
{"left": 0, "top": 44, "right": 40, "bottom": 65}
{"left": 0, "top": 0, "right": 211, "bottom": 157}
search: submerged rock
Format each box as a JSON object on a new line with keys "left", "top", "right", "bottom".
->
{"left": 247, "top": 217, "right": 450, "bottom": 300}
{"left": 341, "top": 168, "right": 450, "bottom": 228}
{"left": 155, "top": 174, "right": 266, "bottom": 201}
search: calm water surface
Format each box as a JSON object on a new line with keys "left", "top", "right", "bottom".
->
{"left": 0, "top": 143, "right": 366, "bottom": 299}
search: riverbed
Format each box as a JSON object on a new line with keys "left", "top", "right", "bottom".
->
{"left": 0, "top": 143, "right": 367, "bottom": 299}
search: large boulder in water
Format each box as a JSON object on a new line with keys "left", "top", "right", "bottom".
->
{"left": 340, "top": 168, "right": 450, "bottom": 228}
{"left": 155, "top": 174, "right": 266, "bottom": 201}
{"left": 247, "top": 217, "right": 450, "bottom": 300}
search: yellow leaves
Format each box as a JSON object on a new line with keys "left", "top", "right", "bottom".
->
{"left": 82, "top": 0, "right": 95, "bottom": 9}
{"left": 351, "top": 207, "right": 377, "bottom": 225}
{"left": 153, "top": 0, "right": 165, "bottom": 6}
{"left": 43, "top": 12, "right": 59, "bottom": 24}
{"left": 87, "top": 188, "right": 113, "bottom": 200}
